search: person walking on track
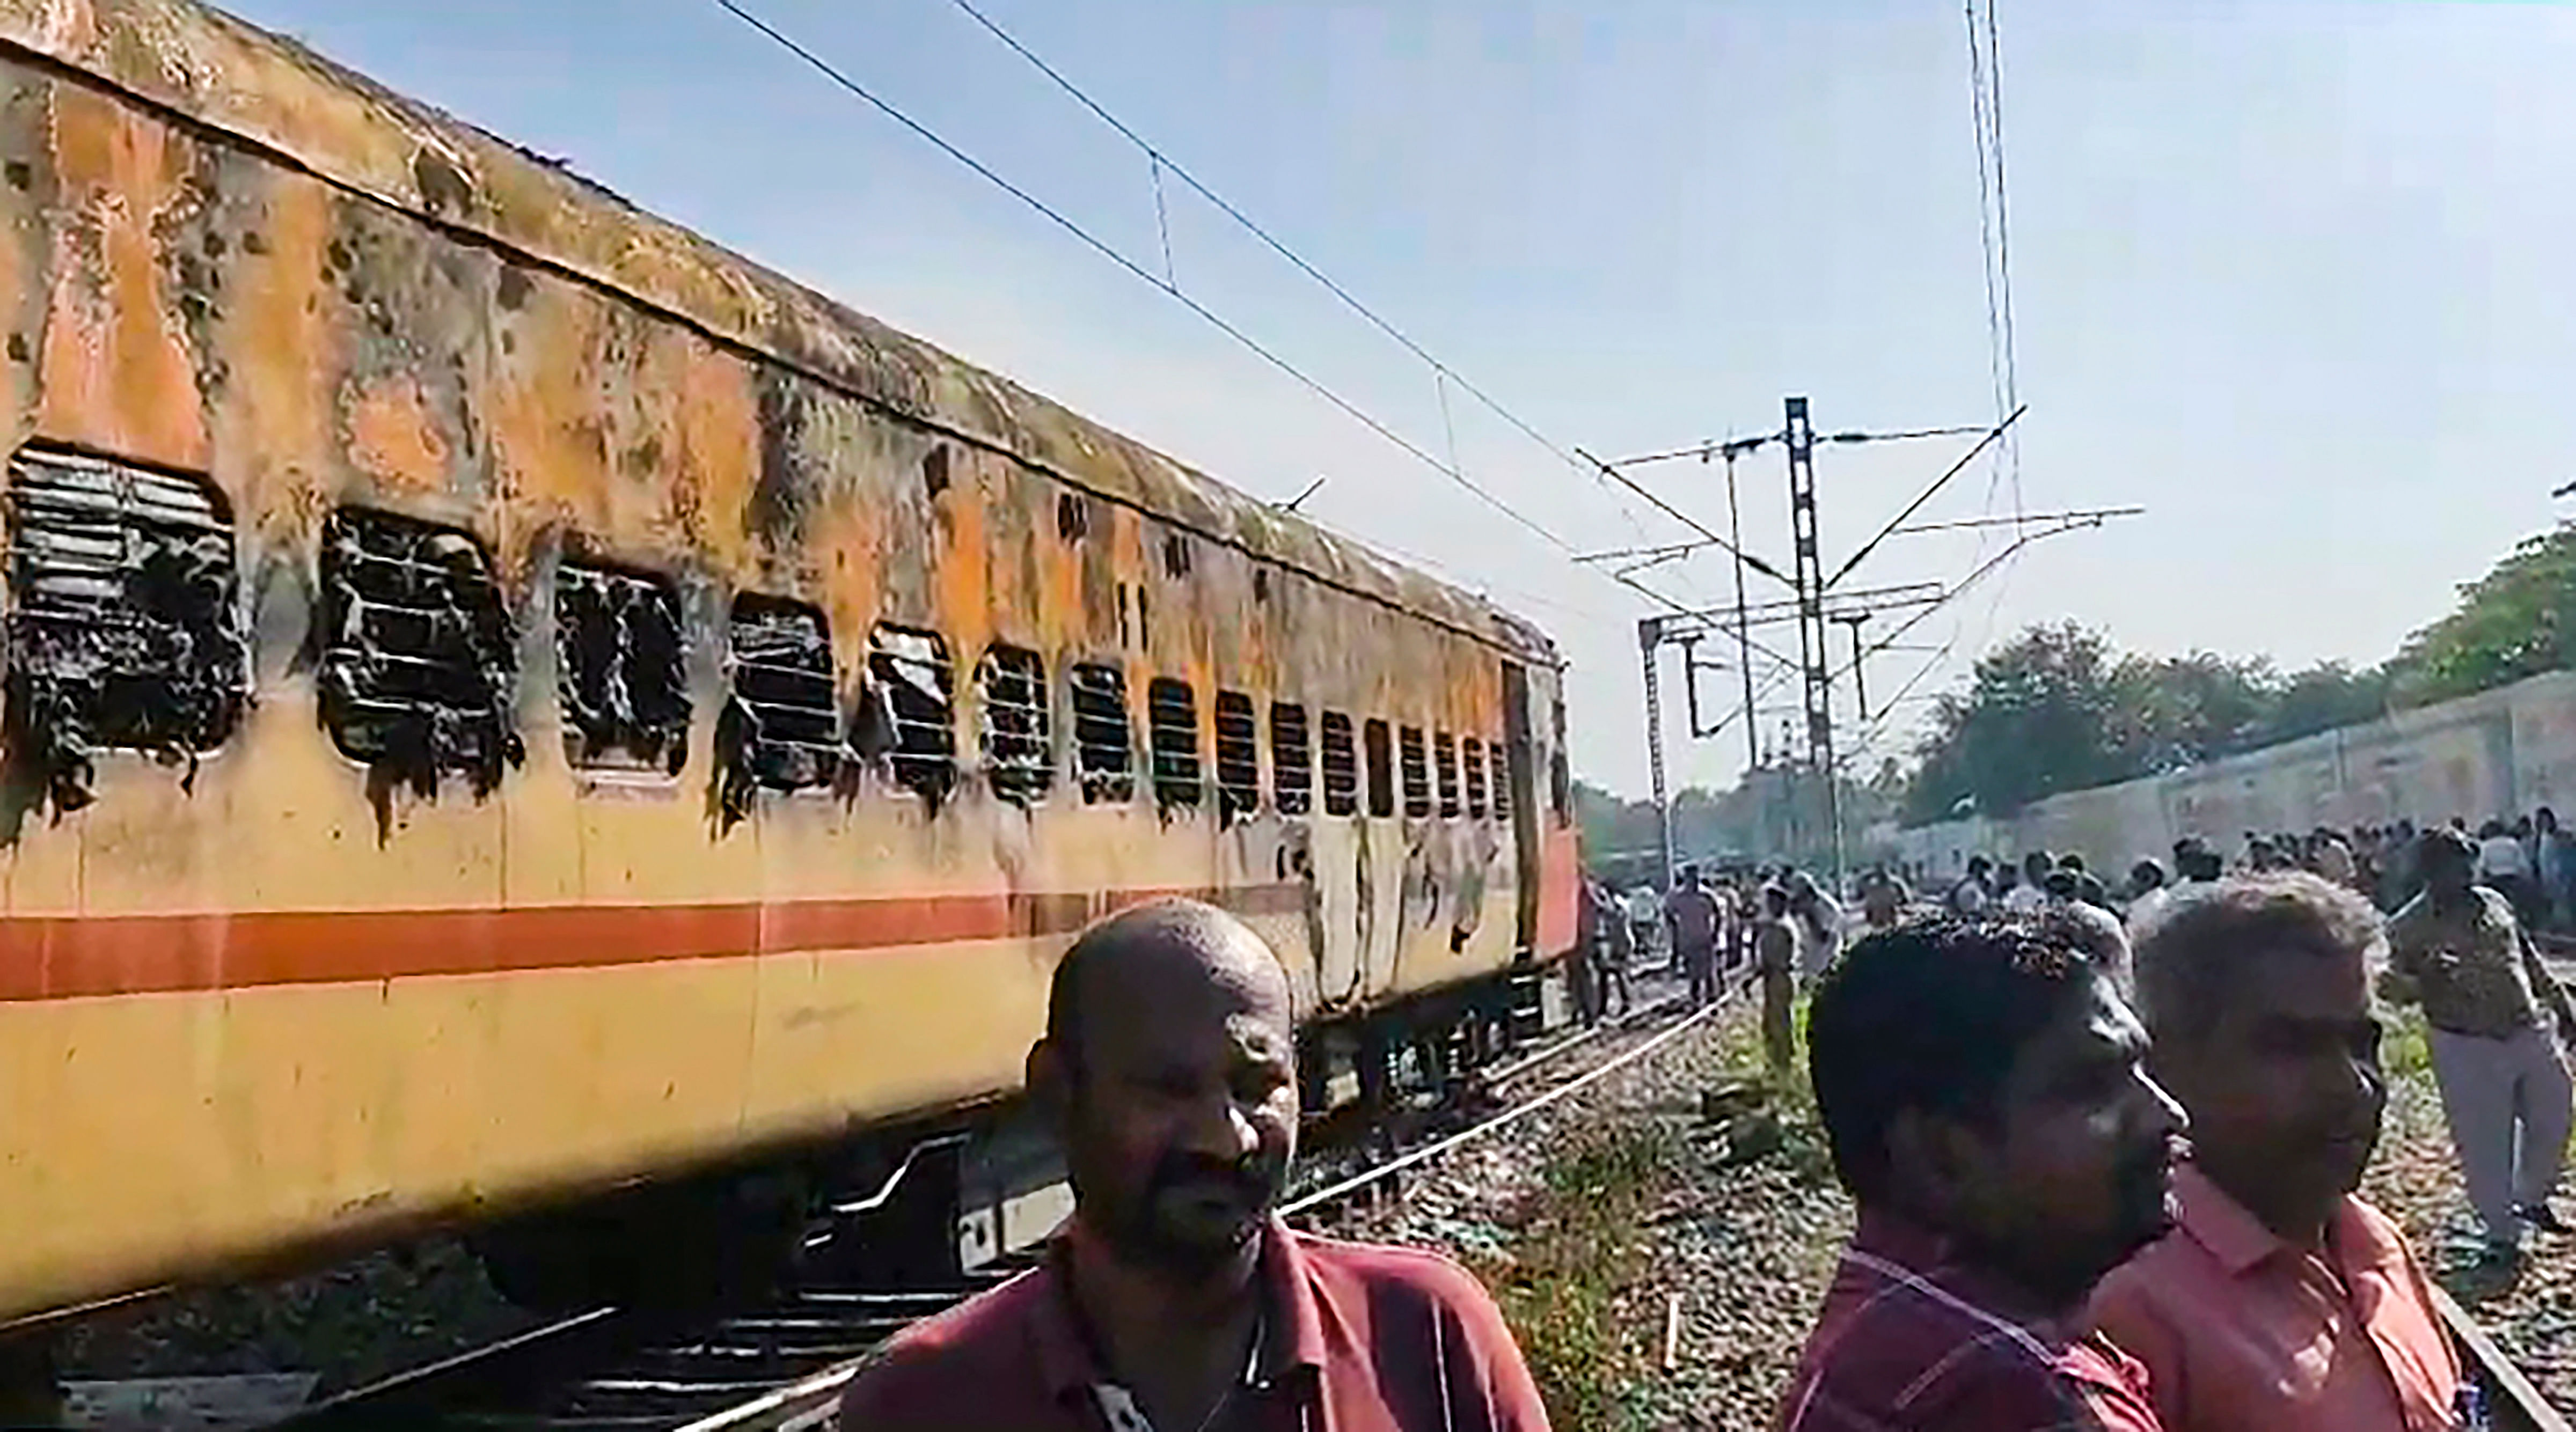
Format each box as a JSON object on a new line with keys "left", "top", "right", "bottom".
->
{"left": 838, "top": 899, "right": 1551, "bottom": 1430}
{"left": 1757, "top": 884, "right": 1799, "bottom": 1079}
{"left": 1666, "top": 864, "right": 1724, "bottom": 1009}
{"left": 2383, "top": 828, "right": 2576, "bottom": 1262}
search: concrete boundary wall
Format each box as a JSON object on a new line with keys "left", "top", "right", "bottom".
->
{"left": 1885, "top": 669, "right": 2576, "bottom": 879}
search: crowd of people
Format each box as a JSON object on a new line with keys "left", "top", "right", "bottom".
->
{"left": 831, "top": 814, "right": 2563, "bottom": 1428}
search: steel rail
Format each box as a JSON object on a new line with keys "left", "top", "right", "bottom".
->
{"left": 2432, "top": 1282, "right": 2572, "bottom": 1432}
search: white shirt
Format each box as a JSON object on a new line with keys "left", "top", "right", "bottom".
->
{"left": 2479, "top": 834, "right": 2530, "bottom": 880}
{"left": 2125, "top": 885, "right": 2176, "bottom": 941}
{"left": 2001, "top": 884, "right": 2050, "bottom": 915}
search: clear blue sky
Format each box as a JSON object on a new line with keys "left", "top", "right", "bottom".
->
{"left": 225, "top": 0, "right": 2576, "bottom": 798}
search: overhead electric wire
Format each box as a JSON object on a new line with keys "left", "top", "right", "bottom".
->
{"left": 704, "top": 0, "right": 1585, "bottom": 558}
{"left": 943, "top": 0, "right": 1592, "bottom": 476}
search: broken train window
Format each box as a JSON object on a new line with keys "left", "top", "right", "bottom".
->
{"left": 555, "top": 562, "right": 689, "bottom": 775}
{"left": 1214, "top": 690, "right": 1258, "bottom": 818}
{"left": 1147, "top": 677, "right": 1202, "bottom": 809}
{"left": 1399, "top": 725, "right": 1430, "bottom": 819}
{"left": 1270, "top": 702, "right": 1312, "bottom": 817}
{"left": 1492, "top": 733, "right": 1513, "bottom": 823}
{"left": 1463, "top": 737, "right": 1487, "bottom": 819}
{"left": 861, "top": 625, "right": 956, "bottom": 807}
{"left": 1070, "top": 662, "right": 1134, "bottom": 805}
{"left": 317, "top": 507, "right": 523, "bottom": 799}
{"left": 1435, "top": 731, "right": 1460, "bottom": 818}
{"left": 4, "top": 449, "right": 249, "bottom": 814}
{"left": 717, "top": 594, "right": 838, "bottom": 817}
{"left": 977, "top": 644, "right": 1051, "bottom": 806}
{"left": 1320, "top": 711, "right": 1357, "bottom": 817}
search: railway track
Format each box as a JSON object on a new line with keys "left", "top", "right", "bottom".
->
{"left": 270, "top": 980, "right": 1707, "bottom": 1432}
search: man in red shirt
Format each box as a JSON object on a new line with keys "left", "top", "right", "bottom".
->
{"left": 2093, "top": 873, "right": 2464, "bottom": 1430}
{"left": 1779, "top": 913, "right": 2184, "bottom": 1431}
{"left": 839, "top": 899, "right": 1551, "bottom": 1431}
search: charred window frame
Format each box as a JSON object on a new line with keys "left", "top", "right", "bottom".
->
{"left": 555, "top": 561, "right": 689, "bottom": 775}
{"left": 1550, "top": 697, "right": 1572, "bottom": 824}
{"left": 1435, "top": 732, "right": 1460, "bottom": 818}
{"left": 4, "top": 449, "right": 249, "bottom": 814}
{"left": 1320, "top": 711, "right": 1357, "bottom": 818}
{"left": 1070, "top": 662, "right": 1135, "bottom": 804}
{"left": 719, "top": 594, "right": 839, "bottom": 809}
{"left": 1363, "top": 718, "right": 1394, "bottom": 818}
{"left": 1399, "top": 725, "right": 1430, "bottom": 819}
{"left": 864, "top": 625, "right": 956, "bottom": 807}
{"left": 1463, "top": 738, "right": 1488, "bottom": 819}
{"left": 1270, "top": 703, "right": 1313, "bottom": 817}
{"left": 1148, "top": 677, "right": 1203, "bottom": 809}
{"left": 977, "top": 644, "right": 1051, "bottom": 806}
{"left": 317, "top": 507, "right": 523, "bottom": 797}
{"left": 1214, "top": 690, "right": 1259, "bottom": 817}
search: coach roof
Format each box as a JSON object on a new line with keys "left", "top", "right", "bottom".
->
{"left": 0, "top": 0, "right": 1560, "bottom": 665}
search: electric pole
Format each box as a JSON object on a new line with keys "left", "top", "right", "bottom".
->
{"left": 1782, "top": 398, "right": 1840, "bottom": 885}
{"left": 1583, "top": 400, "right": 2133, "bottom": 890}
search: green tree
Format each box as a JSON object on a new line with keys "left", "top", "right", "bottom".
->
{"left": 1905, "top": 623, "right": 2126, "bottom": 822}
{"left": 2388, "top": 523, "right": 2576, "bottom": 708}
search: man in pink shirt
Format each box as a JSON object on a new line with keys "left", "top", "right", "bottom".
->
{"left": 2094, "top": 873, "right": 2466, "bottom": 1431}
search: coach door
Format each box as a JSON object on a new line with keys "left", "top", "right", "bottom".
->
{"left": 1503, "top": 663, "right": 1541, "bottom": 951}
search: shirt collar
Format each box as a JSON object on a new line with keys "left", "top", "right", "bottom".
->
{"left": 2170, "top": 1164, "right": 2287, "bottom": 1276}
{"left": 2170, "top": 1164, "right": 2394, "bottom": 1279}
{"left": 1029, "top": 1216, "right": 1327, "bottom": 1403}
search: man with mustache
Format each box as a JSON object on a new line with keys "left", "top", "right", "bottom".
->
{"left": 839, "top": 898, "right": 1550, "bottom": 1430}
{"left": 2091, "top": 874, "right": 2462, "bottom": 1431}
{"left": 1780, "top": 913, "right": 2182, "bottom": 1431}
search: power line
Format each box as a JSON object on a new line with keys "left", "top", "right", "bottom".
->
{"left": 704, "top": 0, "right": 1585, "bottom": 557}
{"left": 942, "top": 0, "right": 1592, "bottom": 475}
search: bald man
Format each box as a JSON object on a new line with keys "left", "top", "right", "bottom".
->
{"left": 839, "top": 899, "right": 1552, "bottom": 1431}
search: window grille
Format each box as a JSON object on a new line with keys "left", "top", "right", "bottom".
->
{"left": 4, "top": 449, "right": 248, "bottom": 812}
{"left": 1070, "top": 662, "right": 1134, "bottom": 805}
{"left": 977, "top": 644, "right": 1051, "bottom": 805}
{"left": 556, "top": 562, "right": 689, "bottom": 774}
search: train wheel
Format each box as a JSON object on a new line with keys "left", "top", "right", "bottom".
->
{"left": 1355, "top": 1020, "right": 1395, "bottom": 1115}
{"left": 472, "top": 1164, "right": 812, "bottom": 1314}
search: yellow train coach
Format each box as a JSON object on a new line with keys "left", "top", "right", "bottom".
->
{"left": 0, "top": 0, "right": 1580, "bottom": 1323}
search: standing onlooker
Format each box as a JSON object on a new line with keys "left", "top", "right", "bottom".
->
{"left": 1859, "top": 870, "right": 1908, "bottom": 932}
{"left": 2002, "top": 851, "right": 2053, "bottom": 915}
{"left": 1624, "top": 882, "right": 1663, "bottom": 966}
{"left": 1757, "top": 884, "right": 1799, "bottom": 1079}
{"left": 1598, "top": 884, "right": 1636, "bottom": 1019}
{"left": 2540, "top": 806, "right": 2576, "bottom": 934}
{"left": 1786, "top": 870, "right": 1845, "bottom": 982}
{"left": 2096, "top": 873, "right": 2462, "bottom": 1431}
{"left": 2477, "top": 818, "right": 2541, "bottom": 929}
{"left": 2384, "top": 828, "right": 2576, "bottom": 1261}
{"left": 1666, "top": 864, "right": 1723, "bottom": 1009}
{"left": 2377, "top": 820, "right": 2421, "bottom": 912}
{"left": 1949, "top": 855, "right": 1995, "bottom": 917}
{"left": 2309, "top": 827, "right": 2358, "bottom": 891}
{"left": 839, "top": 900, "right": 1551, "bottom": 1429}
{"left": 1572, "top": 877, "right": 1604, "bottom": 1026}
{"left": 1777, "top": 917, "right": 2179, "bottom": 1432}
{"left": 2124, "top": 860, "right": 2172, "bottom": 938}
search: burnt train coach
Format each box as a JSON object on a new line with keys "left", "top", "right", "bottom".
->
{"left": 0, "top": 0, "right": 1580, "bottom": 1323}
